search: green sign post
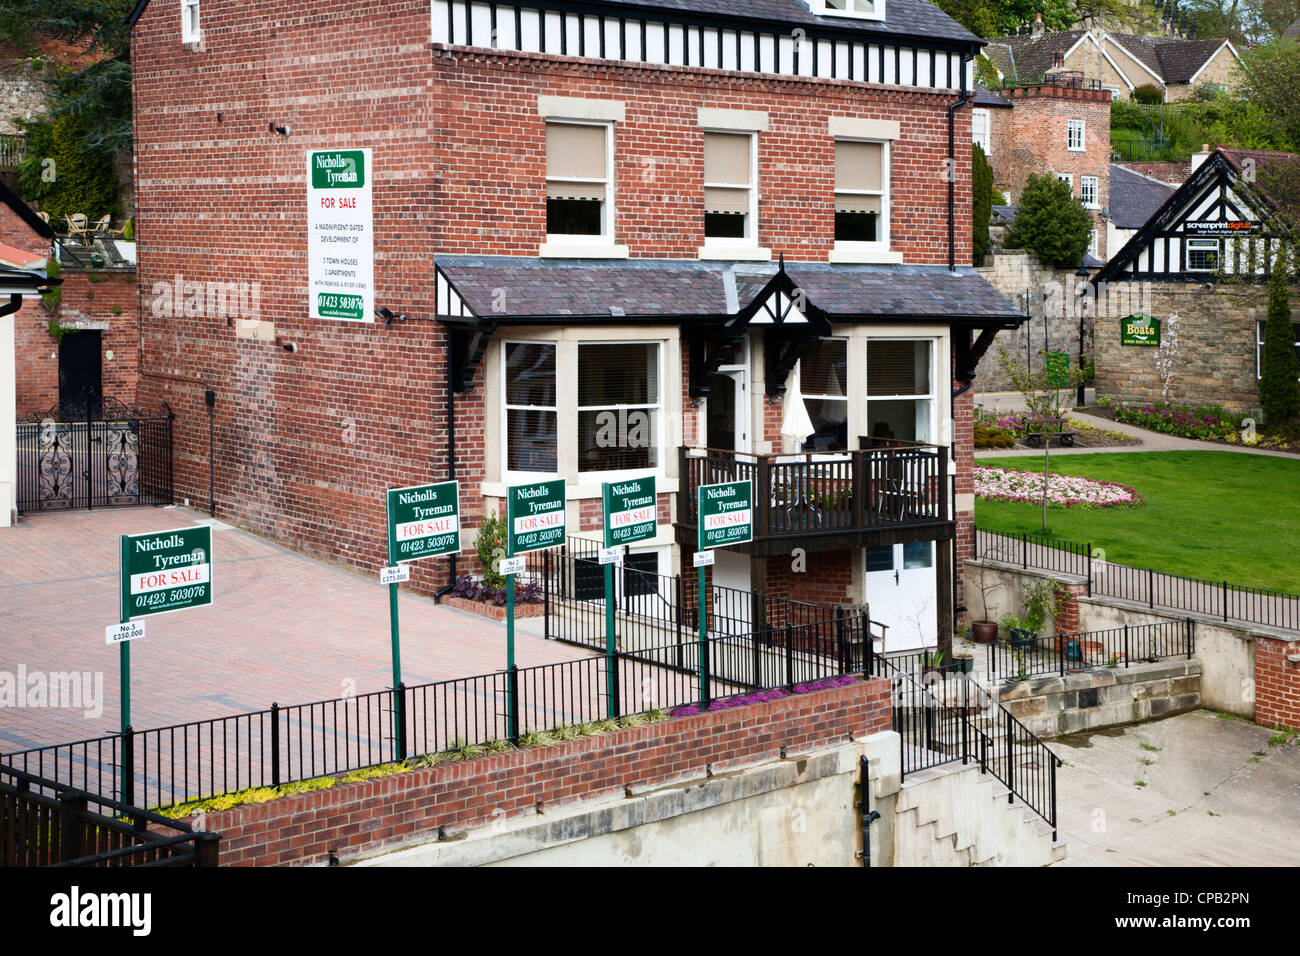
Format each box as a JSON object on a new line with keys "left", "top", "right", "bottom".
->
{"left": 695, "top": 480, "right": 753, "bottom": 706}
{"left": 505, "top": 480, "right": 566, "bottom": 735}
{"left": 1121, "top": 314, "right": 1161, "bottom": 347}
{"left": 384, "top": 481, "right": 461, "bottom": 759}
{"left": 117, "top": 525, "right": 212, "bottom": 800}
{"left": 600, "top": 476, "right": 657, "bottom": 718}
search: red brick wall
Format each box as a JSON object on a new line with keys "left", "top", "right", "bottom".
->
{"left": 14, "top": 272, "right": 141, "bottom": 413}
{"left": 0, "top": 204, "right": 46, "bottom": 260}
{"left": 129, "top": 0, "right": 975, "bottom": 586}
{"left": 1255, "top": 636, "right": 1300, "bottom": 731}
{"left": 195, "top": 675, "right": 892, "bottom": 866}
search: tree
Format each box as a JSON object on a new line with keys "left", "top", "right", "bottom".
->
{"left": 1003, "top": 173, "right": 1093, "bottom": 268}
{"left": 1259, "top": 254, "right": 1300, "bottom": 424}
{"left": 1241, "top": 38, "right": 1300, "bottom": 151}
{"left": 972, "top": 143, "right": 995, "bottom": 264}
{"left": 0, "top": 0, "right": 135, "bottom": 158}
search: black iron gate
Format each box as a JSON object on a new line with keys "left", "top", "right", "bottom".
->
{"left": 16, "top": 395, "right": 174, "bottom": 512}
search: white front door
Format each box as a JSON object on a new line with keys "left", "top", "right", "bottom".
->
{"left": 711, "top": 550, "right": 753, "bottom": 635}
{"left": 864, "top": 542, "right": 937, "bottom": 652}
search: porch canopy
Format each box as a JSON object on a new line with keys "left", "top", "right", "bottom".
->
{"left": 434, "top": 255, "right": 1024, "bottom": 394}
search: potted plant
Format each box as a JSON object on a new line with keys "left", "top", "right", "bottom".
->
{"left": 922, "top": 648, "right": 948, "bottom": 679}
{"left": 1000, "top": 613, "right": 1037, "bottom": 650}
{"left": 953, "top": 626, "right": 975, "bottom": 674}
{"left": 969, "top": 563, "right": 1000, "bottom": 643}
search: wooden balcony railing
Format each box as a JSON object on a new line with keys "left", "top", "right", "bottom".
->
{"left": 677, "top": 444, "right": 950, "bottom": 550}
{"left": 0, "top": 133, "right": 26, "bottom": 170}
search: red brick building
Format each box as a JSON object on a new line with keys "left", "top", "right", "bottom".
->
{"left": 128, "top": 0, "right": 1023, "bottom": 650}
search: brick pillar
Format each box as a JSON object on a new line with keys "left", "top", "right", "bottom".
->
{"left": 1255, "top": 637, "right": 1300, "bottom": 731}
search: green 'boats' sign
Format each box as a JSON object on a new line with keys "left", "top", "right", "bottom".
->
{"left": 1121, "top": 314, "right": 1160, "bottom": 347}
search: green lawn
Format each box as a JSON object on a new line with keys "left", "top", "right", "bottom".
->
{"left": 975, "top": 451, "right": 1300, "bottom": 593}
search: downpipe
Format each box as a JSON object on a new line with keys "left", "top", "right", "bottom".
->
{"left": 858, "top": 754, "right": 882, "bottom": 866}
{"left": 947, "top": 53, "right": 973, "bottom": 273}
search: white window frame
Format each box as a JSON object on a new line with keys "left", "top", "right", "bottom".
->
{"left": 1056, "top": 172, "right": 1074, "bottom": 194}
{"left": 545, "top": 120, "right": 615, "bottom": 247}
{"left": 796, "top": 337, "right": 850, "bottom": 454}
{"left": 181, "top": 0, "right": 202, "bottom": 44}
{"left": 814, "top": 0, "right": 885, "bottom": 23}
{"left": 1080, "top": 175, "right": 1099, "bottom": 209}
{"left": 971, "top": 108, "right": 990, "bottom": 155}
{"left": 1067, "top": 119, "right": 1086, "bottom": 152}
{"left": 865, "top": 337, "right": 938, "bottom": 446}
{"left": 502, "top": 340, "right": 560, "bottom": 481}
{"left": 1256, "top": 320, "right": 1300, "bottom": 381}
{"left": 1186, "top": 237, "right": 1220, "bottom": 272}
{"left": 1088, "top": 228, "right": 1099, "bottom": 260}
{"left": 575, "top": 340, "right": 665, "bottom": 481}
{"left": 702, "top": 130, "right": 758, "bottom": 249}
{"left": 832, "top": 138, "right": 892, "bottom": 260}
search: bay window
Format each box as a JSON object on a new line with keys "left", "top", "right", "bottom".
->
{"left": 799, "top": 338, "right": 849, "bottom": 452}
{"left": 578, "top": 342, "right": 661, "bottom": 473}
{"left": 504, "top": 342, "right": 558, "bottom": 473}
{"left": 866, "top": 339, "right": 934, "bottom": 444}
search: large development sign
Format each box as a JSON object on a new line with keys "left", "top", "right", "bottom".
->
{"left": 696, "top": 480, "right": 753, "bottom": 550}
{"left": 507, "top": 479, "right": 567, "bottom": 555}
{"left": 307, "top": 148, "right": 374, "bottom": 322}
{"left": 386, "top": 481, "right": 461, "bottom": 563}
{"left": 119, "top": 526, "right": 212, "bottom": 620}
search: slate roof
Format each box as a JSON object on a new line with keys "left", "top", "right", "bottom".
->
{"left": 1108, "top": 34, "right": 1229, "bottom": 84}
{"left": 435, "top": 255, "right": 1022, "bottom": 322}
{"left": 972, "top": 83, "right": 1013, "bottom": 108}
{"left": 129, "top": 0, "right": 981, "bottom": 45}
{"left": 1109, "top": 164, "right": 1176, "bottom": 229}
{"left": 982, "top": 30, "right": 1089, "bottom": 82}
{"left": 991, "top": 204, "right": 1017, "bottom": 224}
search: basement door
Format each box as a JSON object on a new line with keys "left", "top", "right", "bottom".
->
{"left": 865, "top": 542, "right": 937, "bottom": 652}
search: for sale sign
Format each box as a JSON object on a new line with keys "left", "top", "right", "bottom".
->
{"left": 307, "top": 148, "right": 373, "bottom": 322}
{"left": 387, "top": 481, "right": 461, "bottom": 564}
{"left": 120, "top": 526, "right": 212, "bottom": 620}
{"left": 696, "top": 480, "right": 753, "bottom": 550}
{"left": 507, "top": 480, "right": 566, "bottom": 556}
{"left": 602, "top": 476, "right": 657, "bottom": 549}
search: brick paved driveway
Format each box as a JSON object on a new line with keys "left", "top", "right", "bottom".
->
{"left": 0, "top": 506, "right": 595, "bottom": 753}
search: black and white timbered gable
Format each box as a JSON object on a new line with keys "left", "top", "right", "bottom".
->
{"left": 1097, "top": 149, "right": 1294, "bottom": 284}
{"left": 432, "top": 0, "right": 983, "bottom": 92}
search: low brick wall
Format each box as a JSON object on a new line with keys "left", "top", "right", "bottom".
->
{"left": 997, "top": 659, "right": 1203, "bottom": 738}
{"left": 1255, "top": 636, "right": 1300, "bottom": 731}
{"left": 197, "top": 676, "right": 892, "bottom": 866}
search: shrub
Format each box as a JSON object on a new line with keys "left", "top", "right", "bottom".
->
{"left": 17, "top": 114, "right": 117, "bottom": 223}
{"left": 1132, "top": 84, "right": 1163, "bottom": 105}
{"left": 475, "top": 511, "right": 508, "bottom": 591}
{"left": 1003, "top": 173, "right": 1092, "bottom": 268}
{"left": 972, "top": 143, "right": 994, "bottom": 264}
{"left": 1112, "top": 401, "right": 1236, "bottom": 440}
{"left": 1258, "top": 262, "right": 1300, "bottom": 425}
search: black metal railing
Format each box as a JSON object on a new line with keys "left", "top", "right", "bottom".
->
{"left": 873, "top": 652, "right": 1061, "bottom": 838}
{"left": 678, "top": 444, "right": 949, "bottom": 544}
{"left": 1, "top": 764, "right": 219, "bottom": 867}
{"left": 16, "top": 396, "right": 174, "bottom": 513}
{"left": 975, "top": 526, "right": 1300, "bottom": 633}
{"left": 2, "top": 615, "right": 869, "bottom": 811}
{"left": 985, "top": 619, "right": 1194, "bottom": 680}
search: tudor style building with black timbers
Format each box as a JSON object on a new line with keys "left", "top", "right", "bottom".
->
{"left": 126, "top": 0, "right": 1024, "bottom": 651}
{"left": 1093, "top": 147, "right": 1299, "bottom": 415}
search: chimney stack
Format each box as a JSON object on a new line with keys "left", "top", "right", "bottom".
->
{"left": 1032, "top": 12, "right": 1044, "bottom": 38}
{"left": 1190, "top": 144, "right": 1211, "bottom": 171}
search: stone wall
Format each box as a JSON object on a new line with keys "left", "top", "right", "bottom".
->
{"left": 0, "top": 60, "right": 50, "bottom": 135}
{"left": 974, "top": 251, "right": 1093, "bottom": 396}
{"left": 1091, "top": 280, "right": 1271, "bottom": 416}
{"left": 998, "top": 658, "right": 1202, "bottom": 738}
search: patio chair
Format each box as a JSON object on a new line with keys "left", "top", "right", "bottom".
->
{"left": 91, "top": 214, "right": 111, "bottom": 236}
{"left": 65, "top": 214, "right": 90, "bottom": 243}
{"left": 36, "top": 211, "right": 49, "bottom": 226}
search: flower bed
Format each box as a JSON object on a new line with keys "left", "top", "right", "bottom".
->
{"left": 1112, "top": 401, "right": 1234, "bottom": 441}
{"left": 669, "top": 674, "right": 858, "bottom": 717}
{"left": 974, "top": 465, "right": 1144, "bottom": 508}
{"left": 443, "top": 574, "right": 545, "bottom": 620}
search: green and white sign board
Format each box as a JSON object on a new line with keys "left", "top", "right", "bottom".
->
{"left": 119, "top": 526, "right": 212, "bottom": 620}
{"left": 696, "top": 480, "right": 753, "bottom": 550}
{"left": 307, "top": 148, "right": 373, "bottom": 322}
{"left": 602, "top": 476, "right": 657, "bottom": 549}
{"left": 1121, "top": 314, "right": 1160, "bottom": 347}
{"left": 386, "top": 481, "right": 461, "bottom": 563}
{"left": 507, "top": 479, "right": 566, "bottom": 555}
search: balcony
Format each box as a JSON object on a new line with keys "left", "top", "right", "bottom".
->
{"left": 676, "top": 441, "right": 951, "bottom": 556}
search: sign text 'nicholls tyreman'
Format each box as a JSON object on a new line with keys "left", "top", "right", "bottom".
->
{"left": 120, "top": 526, "right": 213, "bottom": 620}
{"left": 386, "top": 481, "right": 461, "bottom": 563}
